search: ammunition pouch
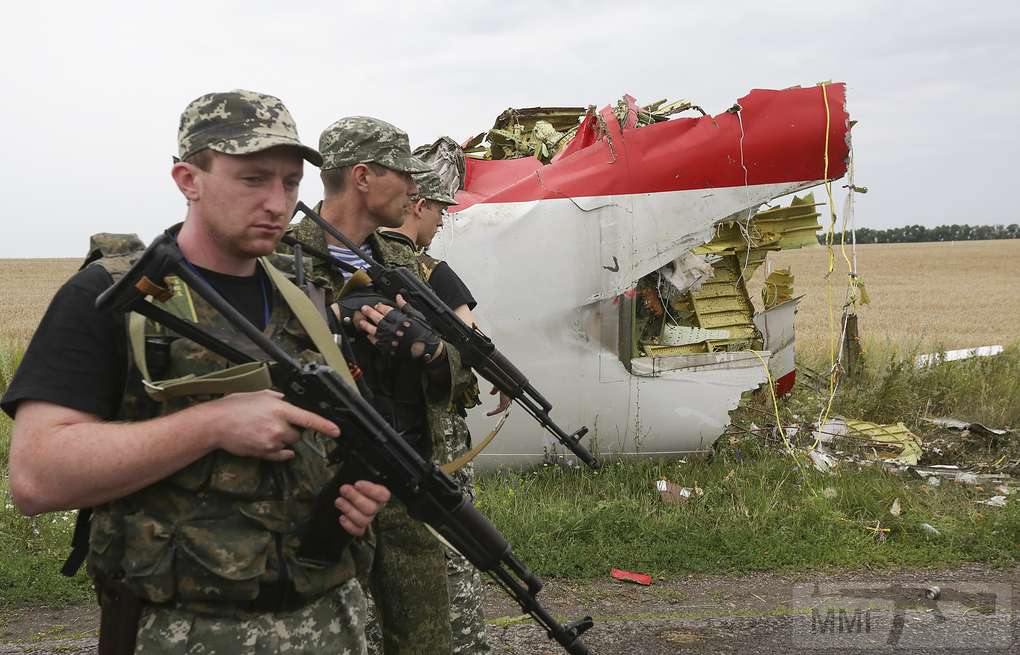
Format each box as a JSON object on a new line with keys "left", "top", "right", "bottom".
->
{"left": 95, "top": 571, "right": 143, "bottom": 655}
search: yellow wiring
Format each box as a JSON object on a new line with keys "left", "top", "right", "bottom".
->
{"left": 817, "top": 82, "right": 857, "bottom": 429}
{"left": 821, "top": 83, "right": 839, "bottom": 408}
{"left": 749, "top": 350, "right": 794, "bottom": 454}
{"left": 814, "top": 84, "right": 867, "bottom": 432}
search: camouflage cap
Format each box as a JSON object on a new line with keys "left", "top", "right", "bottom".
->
{"left": 178, "top": 89, "right": 322, "bottom": 166}
{"left": 319, "top": 116, "right": 431, "bottom": 173}
{"left": 413, "top": 170, "right": 457, "bottom": 205}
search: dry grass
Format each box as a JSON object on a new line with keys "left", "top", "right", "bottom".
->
{"left": 0, "top": 259, "right": 79, "bottom": 344}
{"left": 1, "top": 242, "right": 1018, "bottom": 355}
{"left": 747, "top": 240, "right": 1020, "bottom": 356}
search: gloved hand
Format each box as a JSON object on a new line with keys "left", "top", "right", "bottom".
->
{"left": 349, "top": 294, "right": 444, "bottom": 363}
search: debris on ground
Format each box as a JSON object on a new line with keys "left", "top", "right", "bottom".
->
{"left": 610, "top": 568, "right": 653, "bottom": 586}
{"left": 976, "top": 496, "right": 1008, "bottom": 507}
{"left": 656, "top": 479, "right": 702, "bottom": 504}
{"left": 812, "top": 417, "right": 923, "bottom": 465}
{"left": 919, "top": 523, "right": 941, "bottom": 537}
{"left": 922, "top": 417, "right": 1011, "bottom": 438}
{"left": 656, "top": 479, "right": 688, "bottom": 503}
{"left": 915, "top": 345, "right": 1004, "bottom": 367}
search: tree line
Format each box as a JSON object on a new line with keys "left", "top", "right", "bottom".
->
{"left": 817, "top": 224, "right": 1020, "bottom": 244}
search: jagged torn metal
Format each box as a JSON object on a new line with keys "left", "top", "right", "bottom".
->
{"left": 430, "top": 84, "right": 851, "bottom": 467}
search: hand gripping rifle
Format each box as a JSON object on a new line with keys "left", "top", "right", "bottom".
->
{"left": 95, "top": 231, "right": 594, "bottom": 655}
{"left": 289, "top": 201, "right": 598, "bottom": 468}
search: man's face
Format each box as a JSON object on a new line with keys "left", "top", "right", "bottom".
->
{"left": 190, "top": 147, "right": 304, "bottom": 258}
{"left": 365, "top": 165, "right": 416, "bottom": 229}
{"left": 417, "top": 200, "right": 448, "bottom": 248}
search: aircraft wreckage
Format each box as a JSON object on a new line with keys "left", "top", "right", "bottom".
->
{"left": 423, "top": 83, "right": 852, "bottom": 467}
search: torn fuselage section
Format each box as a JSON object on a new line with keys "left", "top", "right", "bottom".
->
{"left": 429, "top": 85, "right": 850, "bottom": 466}
{"left": 620, "top": 194, "right": 822, "bottom": 399}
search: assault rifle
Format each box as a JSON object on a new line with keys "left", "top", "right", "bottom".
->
{"left": 95, "top": 230, "right": 594, "bottom": 655}
{"left": 290, "top": 201, "right": 598, "bottom": 468}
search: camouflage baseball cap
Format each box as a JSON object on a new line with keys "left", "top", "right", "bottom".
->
{"left": 178, "top": 89, "right": 322, "bottom": 166}
{"left": 413, "top": 170, "right": 457, "bottom": 205}
{"left": 319, "top": 116, "right": 431, "bottom": 173}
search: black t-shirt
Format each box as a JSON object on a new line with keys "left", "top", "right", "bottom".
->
{"left": 429, "top": 261, "right": 476, "bottom": 312}
{"left": 1, "top": 263, "right": 271, "bottom": 420}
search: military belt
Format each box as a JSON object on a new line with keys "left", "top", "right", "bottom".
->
{"left": 245, "top": 580, "right": 308, "bottom": 614}
{"left": 173, "top": 580, "right": 311, "bottom": 616}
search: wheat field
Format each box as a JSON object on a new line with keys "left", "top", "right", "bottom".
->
{"left": 746, "top": 240, "right": 1020, "bottom": 355}
{"left": 1, "top": 259, "right": 80, "bottom": 344}
{"left": 0, "top": 240, "right": 1018, "bottom": 352}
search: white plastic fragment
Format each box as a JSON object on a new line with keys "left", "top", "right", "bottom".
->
{"left": 920, "top": 523, "right": 941, "bottom": 536}
{"left": 977, "top": 496, "right": 1008, "bottom": 507}
{"left": 808, "top": 448, "right": 837, "bottom": 473}
{"left": 916, "top": 345, "right": 1003, "bottom": 367}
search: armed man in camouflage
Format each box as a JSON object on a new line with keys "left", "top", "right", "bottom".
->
{"left": 283, "top": 116, "right": 478, "bottom": 655}
{"left": 2, "top": 90, "right": 390, "bottom": 654}
{"left": 380, "top": 169, "right": 518, "bottom": 653}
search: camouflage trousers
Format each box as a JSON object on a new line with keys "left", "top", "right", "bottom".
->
{"left": 364, "top": 498, "right": 452, "bottom": 655}
{"left": 134, "top": 577, "right": 367, "bottom": 655}
{"left": 444, "top": 456, "right": 490, "bottom": 655}
{"left": 445, "top": 541, "right": 490, "bottom": 654}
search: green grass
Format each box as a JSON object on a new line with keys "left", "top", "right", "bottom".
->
{"left": 1, "top": 340, "right": 1017, "bottom": 607}
{"left": 475, "top": 451, "right": 1019, "bottom": 578}
{"left": 1, "top": 340, "right": 93, "bottom": 605}
{"left": 796, "top": 341, "right": 1020, "bottom": 428}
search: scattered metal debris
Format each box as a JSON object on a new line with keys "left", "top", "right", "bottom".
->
{"left": 922, "top": 417, "right": 1010, "bottom": 438}
{"left": 813, "top": 417, "right": 923, "bottom": 466}
{"left": 916, "top": 345, "right": 1004, "bottom": 367}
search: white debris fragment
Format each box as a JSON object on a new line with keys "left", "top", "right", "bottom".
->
{"left": 977, "top": 496, "right": 1008, "bottom": 507}
{"left": 808, "top": 448, "right": 838, "bottom": 473}
{"left": 916, "top": 345, "right": 1003, "bottom": 367}
{"left": 890, "top": 498, "right": 902, "bottom": 517}
{"left": 920, "top": 523, "right": 941, "bottom": 536}
{"left": 812, "top": 418, "right": 848, "bottom": 444}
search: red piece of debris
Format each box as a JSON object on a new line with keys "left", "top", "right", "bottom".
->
{"left": 611, "top": 568, "right": 653, "bottom": 586}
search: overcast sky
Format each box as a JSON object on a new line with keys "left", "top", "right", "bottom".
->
{"left": 2, "top": 1, "right": 1017, "bottom": 257}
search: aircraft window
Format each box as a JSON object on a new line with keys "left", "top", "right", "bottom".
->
{"left": 619, "top": 254, "right": 763, "bottom": 370}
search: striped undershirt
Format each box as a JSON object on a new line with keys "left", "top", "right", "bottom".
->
{"left": 327, "top": 244, "right": 369, "bottom": 281}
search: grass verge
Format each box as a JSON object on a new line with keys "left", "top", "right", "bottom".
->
{"left": 476, "top": 450, "right": 1018, "bottom": 579}
{"left": 1, "top": 340, "right": 93, "bottom": 605}
{"left": 1, "top": 342, "right": 1017, "bottom": 607}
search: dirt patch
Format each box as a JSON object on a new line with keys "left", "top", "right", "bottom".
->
{"left": 2, "top": 564, "right": 1016, "bottom": 654}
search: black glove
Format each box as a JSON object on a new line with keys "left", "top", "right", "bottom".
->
{"left": 338, "top": 290, "right": 444, "bottom": 363}
{"left": 373, "top": 303, "right": 443, "bottom": 362}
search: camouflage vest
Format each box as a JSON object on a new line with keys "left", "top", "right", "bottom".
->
{"left": 83, "top": 232, "right": 370, "bottom": 613}
{"left": 283, "top": 213, "right": 479, "bottom": 464}
{"left": 416, "top": 251, "right": 441, "bottom": 285}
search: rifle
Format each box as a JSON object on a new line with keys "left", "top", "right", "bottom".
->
{"left": 95, "top": 230, "right": 594, "bottom": 655}
{"left": 291, "top": 201, "right": 598, "bottom": 468}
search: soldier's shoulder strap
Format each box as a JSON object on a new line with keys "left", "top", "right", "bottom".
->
{"left": 416, "top": 252, "right": 441, "bottom": 282}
